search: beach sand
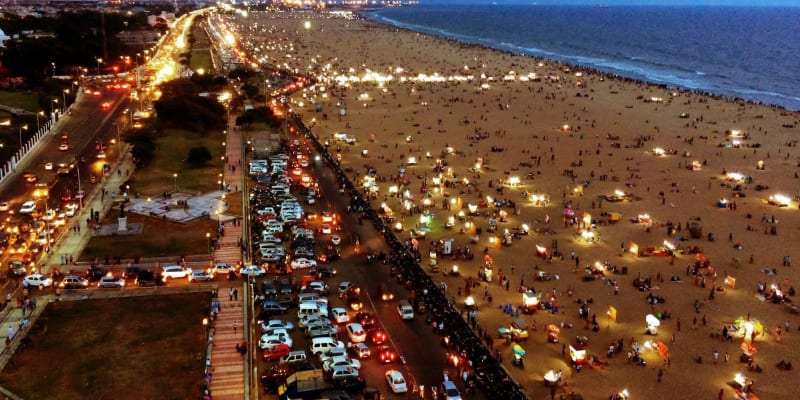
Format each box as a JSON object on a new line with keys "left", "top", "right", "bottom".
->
{"left": 230, "top": 10, "right": 800, "bottom": 400}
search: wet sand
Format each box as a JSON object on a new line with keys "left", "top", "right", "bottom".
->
{"left": 230, "top": 9, "right": 800, "bottom": 400}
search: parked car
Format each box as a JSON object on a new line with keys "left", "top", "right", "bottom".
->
{"left": 263, "top": 343, "right": 291, "bottom": 361}
{"left": 345, "top": 323, "right": 366, "bottom": 343}
{"left": 348, "top": 343, "right": 371, "bottom": 360}
{"left": 189, "top": 270, "right": 213, "bottom": 282}
{"left": 330, "top": 366, "right": 359, "bottom": 381}
{"left": 240, "top": 265, "right": 266, "bottom": 277}
{"left": 59, "top": 275, "right": 89, "bottom": 289}
{"left": 260, "top": 319, "right": 295, "bottom": 333}
{"left": 23, "top": 273, "right": 52, "bottom": 288}
{"left": 98, "top": 275, "right": 125, "bottom": 288}
{"left": 161, "top": 265, "right": 191, "bottom": 281}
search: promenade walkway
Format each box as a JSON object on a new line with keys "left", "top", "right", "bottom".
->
{"left": 206, "top": 118, "right": 247, "bottom": 400}
{"left": 208, "top": 287, "right": 247, "bottom": 400}
{"left": 213, "top": 118, "right": 245, "bottom": 267}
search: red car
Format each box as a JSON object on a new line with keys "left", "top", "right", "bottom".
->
{"left": 369, "top": 329, "right": 387, "bottom": 345}
{"left": 377, "top": 345, "right": 398, "bottom": 364}
{"left": 262, "top": 343, "right": 291, "bottom": 361}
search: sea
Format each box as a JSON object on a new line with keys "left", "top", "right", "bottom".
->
{"left": 364, "top": 5, "right": 800, "bottom": 111}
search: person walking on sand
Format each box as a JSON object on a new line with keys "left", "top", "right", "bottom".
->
{"left": 233, "top": 320, "right": 238, "bottom": 334}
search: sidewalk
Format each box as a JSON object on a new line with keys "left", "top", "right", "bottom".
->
{"left": 41, "top": 148, "right": 136, "bottom": 275}
{"left": 207, "top": 286, "right": 246, "bottom": 400}
{"left": 213, "top": 119, "right": 245, "bottom": 267}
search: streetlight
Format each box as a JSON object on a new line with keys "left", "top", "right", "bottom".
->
{"left": 96, "top": 58, "right": 103, "bottom": 75}
{"left": 36, "top": 111, "right": 43, "bottom": 132}
{"left": 51, "top": 62, "right": 56, "bottom": 77}
{"left": 62, "top": 89, "right": 69, "bottom": 113}
{"left": 18, "top": 124, "right": 28, "bottom": 148}
{"left": 206, "top": 232, "right": 211, "bottom": 253}
{"left": 173, "top": 173, "right": 178, "bottom": 192}
{"left": 50, "top": 99, "right": 58, "bottom": 114}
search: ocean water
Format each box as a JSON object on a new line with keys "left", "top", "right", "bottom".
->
{"left": 365, "top": 5, "right": 800, "bottom": 111}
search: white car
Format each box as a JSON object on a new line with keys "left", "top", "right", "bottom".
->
{"left": 212, "top": 263, "right": 234, "bottom": 276}
{"left": 331, "top": 235, "right": 341, "bottom": 245}
{"left": 64, "top": 203, "right": 79, "bottom": 217}
{"left": 331, "top": 307, "right": 350, "bottom": 324}
{"left": 298, "top": 315, "right": 331, "bottom": 329}
{"left": 330, "top": 366, "right": 359, "bottom": 381}
{"left": 161, "top": 265, "right": 191, "bottom": 281}
{"left": 0, "top": 202, "right": 9, "bottom": 212}
{"left": 321, "top": 224, "right": 332, "bottom": 234}
{"left": 345, "top": 323, "right": 366, "bottom": 343}
{"left": 239, "top": 265, "right": 266, "bottom": 277}
{"left": 19, "top": 200, "right": 36, "bottom": 214}
{"left": 260, "top": 319, "right": 295, "bottom": 333}
{"left": 385, "top": 370, "right": 408, "bottom": 394}
{"left": 23, "top": 273, "right": 53, "bottom": 288}
{"left": 258, "top": 333, "right": 293, "bottom": 350}
{"left": 44, "top": 162, "right": 53, "bottom": 170}
{"left": 291, "top": 258, "right": 317, "bottom": 269}
{"left": 323, "top": 355, "right": 361, "bottom": 373}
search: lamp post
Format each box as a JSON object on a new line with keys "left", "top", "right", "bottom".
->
{"left": 96, "top": 58, "right": 103, "bottom": 75}
{"left": 51, "top": 99, "right": 58, "bottom": 114}
{"left": 173, "top": 173, "right": 178, "bottom": 192}
{"left": 18, "top": 124, "right": 28, "bottom": 148}
{"left": 36, "top": 111, "right": 43, "bottom": 132}
{"left": 206, "top": 232, "right": 211, "bottom": 253}
{"left": 62, "top": 89, "right": 69, "bottom": 113}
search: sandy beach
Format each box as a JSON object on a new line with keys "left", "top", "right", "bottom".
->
{"left": 228, "top": 9, "right": 800, "bottom": 400}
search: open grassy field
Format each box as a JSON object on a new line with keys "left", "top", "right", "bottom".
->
{"left": 80, "top": 207, "right": 218, "bottom": 261}
{"left": 0, "top": 90, "right": 41, "bottom": 112}
{"left": 130, "top": 128, "right": 226, "bottom": 196}
{"left": 190, "top": 25, "right": 213, "bottom": 74}
{"left": 0, "top": 292, "right": 209, "bottom": 400}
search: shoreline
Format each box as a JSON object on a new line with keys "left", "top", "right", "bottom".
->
{"left": 360, "top": 8, "right": 800, "bottom": 113}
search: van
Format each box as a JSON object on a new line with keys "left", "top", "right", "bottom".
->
{"left": 279, "top": 350, "right": 308, "bottom": 366}
{"left": 310, "top": 337, "right": 344, "bottom": 356}
{"left": 297, "top": 302, "right": 327, "bottom": 319}
{"left": 397, "top": 300, "right": 414, "bottom": 320}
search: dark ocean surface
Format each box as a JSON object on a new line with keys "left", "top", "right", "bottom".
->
{"left": 364, "top": 5, "right": 800, "bottom": 110}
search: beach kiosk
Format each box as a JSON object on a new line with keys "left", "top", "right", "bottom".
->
{"left": 522, "top": 289, "right": 540, "bottom": 313}
{"left": 547, "top": 324, "right": 561, "bottom": 343}
{"left": 512, "top": 344, "right": 526, "bottom": 367}
{"left": 570, "top": 344, "right": 587, "bottom": 366}
{"left": 645, "top": 314, "right": 660, "bottom": 335}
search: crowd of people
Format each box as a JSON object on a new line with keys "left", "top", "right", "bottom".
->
{"left": 294, "top": 113, "right": 528, "bottom": 400}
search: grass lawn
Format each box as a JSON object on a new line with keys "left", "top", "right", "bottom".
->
{"left": 130, "top": 128, "right": 227, "bottom": 195}
{"left": 0, "top": 90, "right": 41, "bottom": 112}
{"left": 0, "top": 293, "right": 209, "bottom": 400}
{"left": 80, "top": 207, "right": 218, "bottom": 261}
{"left": 190, "top": 25, "right": 213, "bottom": 74}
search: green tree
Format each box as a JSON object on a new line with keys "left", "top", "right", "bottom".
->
{"left": 186, "top": 146, "right": 212, "bottom": 167}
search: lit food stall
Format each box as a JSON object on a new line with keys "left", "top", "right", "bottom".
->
{"left": 645, "top": 314, "right": 660, "bottom": 335}
{"left": 717, "top": 198, "right": 729, "bottom": 208}
{"left": 652, "top": 147, "right": 666, "bottom": 156}
{"left": 512, "top": 344, "right": 526, "bottom": 367}
{"left": 690, "top": 160, "right": 702, "bottom": 171}
{"left": 767, "top": 194, "right": 791, "bottom": 207}
{"left": 547, "top": 324, "right": 561, "bottom": 343}
{"left": 522, "top": 289, "right": 540, "bottom": 313}
{"left": 543, "top": 370, "right": 562, "bottom": 387}
{"left": 569, "top": 344, "right": 587, "bottom": 365}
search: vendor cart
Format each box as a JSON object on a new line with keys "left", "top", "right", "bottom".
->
{"left": 547, "top": 324, "right": 561, "bottom": 343}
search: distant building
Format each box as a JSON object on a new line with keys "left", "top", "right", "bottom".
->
{"left": 116, "top": 29, "right": 161, "bottom": 47}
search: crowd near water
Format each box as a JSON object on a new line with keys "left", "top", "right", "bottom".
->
{"left": 367, "top": 5, "right": 800, "bottom": 111}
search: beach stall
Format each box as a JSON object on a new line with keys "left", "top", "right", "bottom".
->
{"left": 512, "top": 344, "right": 526, "bottom": 367}
{"left": 690, "top": 160, "right": 702, "bottom": 171}
{"left": 717, "top": 198, "right": 729, "bottom": 208}
{"left": 607, "top": 212, "right": 622, "bottom": 223}
{"left": 628, "top": 241, "right": 640, "bottom": 256}
{"left": 767, "top": 194, "right": 791, "bottom": 207}
{"left": 543, "top": 370, "right": 562, "bottom": 387}
{"left": 547, "top": 324, "right": 561, "bottom": 343}
{"left": 569, "top": 344, "right": 587, "bottom": 366}
{"left": 645, "top": 314, "right": 660, "bottom": 335}
{"left": 522, "top": 289, "right": 540, "bottom": 313}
